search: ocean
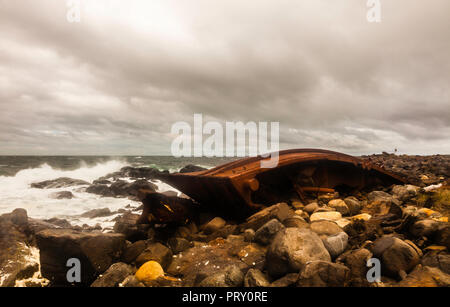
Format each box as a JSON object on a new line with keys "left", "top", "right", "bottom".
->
{"left": 0, "top": 156, "right": 235, "bottom": 230}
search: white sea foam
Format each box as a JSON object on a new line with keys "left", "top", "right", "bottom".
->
{"left": 0, "top": 160, "right": 180, "bottom": 229}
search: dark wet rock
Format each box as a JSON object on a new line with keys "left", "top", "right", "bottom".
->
{"left": 49, "top": 191, "right": 74, "bottom": 199}
{"left": 254, "top": 219, "right": 285, "bottom": 246}
{"left": 343, "top": 197, "right": 362, "bottom": 216}
{"left": 144, "top": 275, "right": 183, "bottom": 287}
{"left": 121, "top": 240, "right": 146, "bottom": 264}
{"left": 322, "top": 232, "right": 348, "bottom": 259}
{"left": 81, "top": 208, "right": 114, "bottom": 219}
{"left": 179, "top": 164, "right": 207, "bottom": 173}
{"left": 241, "top": 203, "right": 293, "bottom": 231}
{"left": 435, "top": 224, "right": 450, "bottom": 249}
{"left": 310, "top": 220, "right": 343, "bottom": 238}
{"left": 207, "top": 225, "right": 239, "bottom": 241}
{"left": 337, "top": 248, "right": 373, "bottom": 287}
{"left": 92, "top": 179, "right": 111, "bottom": 185}
{"left": 0, "top": 209, "right": 39, "bottom": 287}
{"left": 409, "top": 219, "right": 440, "bottom": 238}
{"left": 86, "top": 184, "right": 114, "bottom": 197}
{"left": 36, "top": 229, "right": 126, "bottom": 286}
{"left": 118, "top": 166, "right": 165, "bottom": 180}
{"left": 44, "top": 218, "right": 72, "bottom": 229}
{"left": 168, "top": 237, "right": 191, "bottom": 254}
{"left": 421, "top": 252, "right": 450, "bottom": 274}
{"left": 244, "top": 268, "right": 270, "bottom": 287}
{"left": 203, "top": 217, "right": 226, "bottom": 235}
{"left": 113, "top": 212, "right": 148, "bottom": 242}
{"left": 109, "top": 179, "right": 158, "bottom": 198}
{"left": 371, "top": 235, "right": 422, "bottom": 278}
{"left": 198, "top": 265, "right": 244, "bottom": 287}
{"left": 367, "top": 191, "right": 397, "bottom": 204}
{"left": 270, "top": 273, "right": 298, "bottom": 287}
{"left": 31, "top": 177, "right": 89, "bottom": 189}
{"left": 266, "top": 228, "right": 331, "bottom": 278}
{"left": 135, "top": 242, "right": 173, "bottom": 269}
{"left": 90, "top": 262, "right": 134, "bottom": 287}
{"left": 397, "top": 265, "right": 450, "bottom": 287}
{"left": 297, "top": 260, "right": 350, "bottom": 287}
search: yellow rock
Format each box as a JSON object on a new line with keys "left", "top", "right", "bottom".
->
{"left": 310, "top": 211, "right": 342, "bottom": 222}
{"left": 350, "top": 213, "right": 372, "bottom": 221}
{"left": 417, "top": 208, "right": 437, "bottom": 217}
{"left": 437, "top": 217, "right": 448, "bottom": 223}
{"left": 135, "top": 261, "right": 164, "bottom": 283}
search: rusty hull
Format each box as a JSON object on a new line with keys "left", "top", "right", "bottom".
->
{"left": 159, "top": 149, "right": 407, "bottom": 218}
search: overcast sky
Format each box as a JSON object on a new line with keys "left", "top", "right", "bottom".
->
{"left": 0, "top": 0, "right": 449, "bottom": 155}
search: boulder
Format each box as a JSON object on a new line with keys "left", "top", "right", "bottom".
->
{"left": 135, "top": 243, "right": 173, "bottom": 269}
{"left": 310, "top": 211, "right": 342, "bottom": 222}
{"left": 303, "top": 202, "right": 319, "bottom": 215}
{"left": 297, "top": 261, "right": 350, "bottom": 287}
{"left": 328, "top": 199, "right": 349, "bottom": 216}
{"left": 121, "top": 240, "right": 146, "bottom": 264}
{"left": 31, "top": 177, "right": 89, "bottom": 189}
{"left": 203, "top": 217, "right": 226, "bottom": 235}
{"left": 113, "top": 212, "right": 147, "bottom": 242}
{"left": 109, "top": 179, "right": 158, "bottom": 198}
{"left": 43, "top": 218, "right": 72, "bottom": 228}
{"left": 270, "top": 273, "right": 298, "bottom": 287}
{"left": 371, "top": 236, "right": 422, "bottom": 278}
{"left": 242, "top": 203, "right": 293, "bottom": 231}
{"left": 135, "top": 261, "right": 164, "bottom": 283}
{"left": 421, "top": 252, "right": 450, "bottom": 274}
{"left": 198, "top": 265, "right": 244, "bottom": 287}
{"left": 282, "top": 216, "right": 309, "bottom": 229}
{"left": 254, "top": 219, "right": 285, "bottom": 245}
{"left": 435, "top": 224, "right": 450, "bottom": 249}
{"left": 81, "top": 208, "right": 113, "bottom": 219}
{"left": 337, "top": 248, "right": 373, "bottom": 287}
{"left": 343, "top": 197, "right": 362, "bottom": 215}
{"left": 244, "top": 269, "right": 270, "bottom": 287}
{"left": 36, "top": 229, "right": 126, "bottom": 286}
{"left": 167, "top": 237, "right": 266, "bottom": 286}
{"left": 266, "top": 228, "right": 331, "bottom": 278}
{"left": 391, "top": 185, "right": 419, "bottom": 202}
{"left": 86, "top": 184, "right": 114, "bottom": 197}
{"left": 409, "top": 219, "right": 440, "bottom": 238}
{"left": 49, "top": 191, "right": 74, "bottom": 199}
{"left": 0, "top": 209, "right": 40, "bottom": 287}
{"left": 168, "top": 237, "right": 191, "bottom": 254}
{"left": 90, "top": 262, "right": 134, "bottom": 287}
{"left": 322, "top": 232, "right": 348, "bottom": 258}
{"left": 179, "top": 164, "right": 207, "bottom": 173}
{"left": 310, "top": 220, "right": 343, "bottom": 238}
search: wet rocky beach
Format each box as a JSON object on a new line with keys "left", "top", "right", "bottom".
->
{"left": 0, "top": 153, "right": 449, "bottom": 287}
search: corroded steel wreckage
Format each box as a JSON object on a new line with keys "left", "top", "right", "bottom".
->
{"left": 138, "top": 149, "right": 407, "bottom": 223}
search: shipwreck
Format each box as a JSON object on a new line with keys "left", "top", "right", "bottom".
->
{"left": 138, "top": 149, "right": 407, "bottom": 223}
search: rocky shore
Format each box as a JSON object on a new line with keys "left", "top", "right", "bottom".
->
{"left": 0, "top": 155, "right": 449, "bottom": 287}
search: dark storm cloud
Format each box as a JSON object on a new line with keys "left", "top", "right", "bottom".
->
{"left": 0, "top": 0, "right": 449, "bottom": 155}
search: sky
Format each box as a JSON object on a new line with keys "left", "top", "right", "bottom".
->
{"left": 0, "top": 0, "right": 449, "bottom": 155}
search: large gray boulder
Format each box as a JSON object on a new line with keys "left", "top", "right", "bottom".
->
{"left": 266, "top": 228, "right": 331, "bottom": 278}
{"left": 36, "top": 229, "right": 126, "bottom": 286}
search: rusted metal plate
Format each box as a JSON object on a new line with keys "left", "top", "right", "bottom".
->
{"left": 159, "top": 149, "right": 407, "bottom": 218}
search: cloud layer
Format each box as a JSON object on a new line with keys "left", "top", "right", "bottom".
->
{"left": 0, "top": 0, "right": 449, "bottom": 155}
